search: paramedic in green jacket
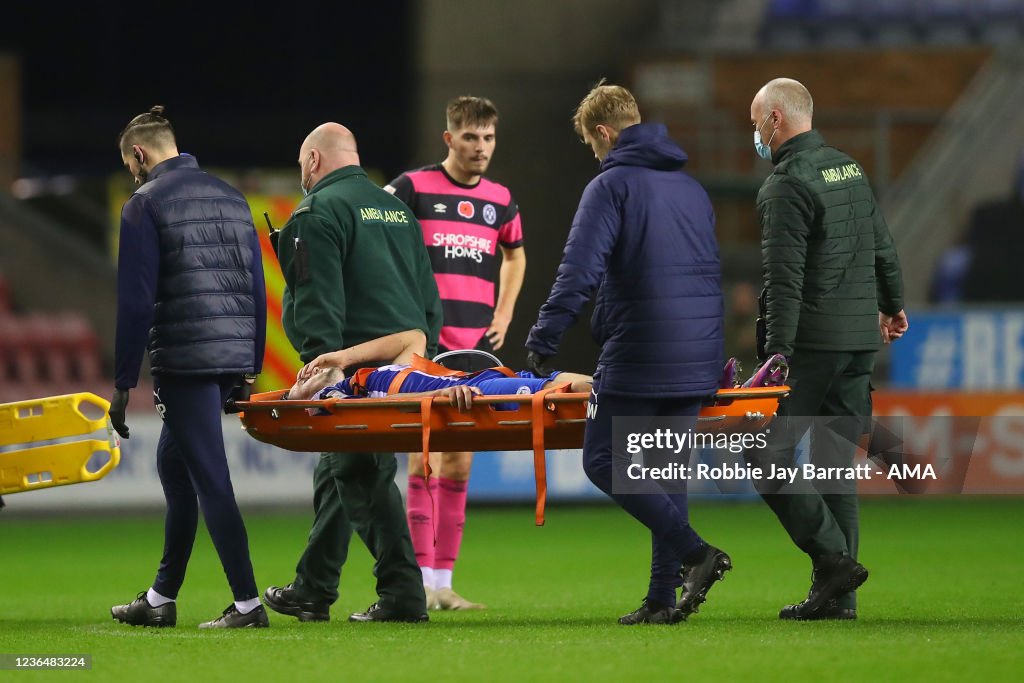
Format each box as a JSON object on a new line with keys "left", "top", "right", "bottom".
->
{"left": 747, "top": 79, "right": 908, "bottom": 621}
{"left": 264, "top": 122, "right": 443, "bottom": 623}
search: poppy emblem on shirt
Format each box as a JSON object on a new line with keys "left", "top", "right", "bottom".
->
{"left": 483, "top": 203, "right": 497, "bottom": 225}
{"left": 457, "top": 200, "right": 475, "bottom": 219}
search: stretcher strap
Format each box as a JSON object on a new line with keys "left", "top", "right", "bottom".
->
{"left": 531, "top": 387, "right": 554, "bottom": 527}
{"left": 420, "top": 396, "right": 433, "bottom": 479}
{"left": 419, "top": 395, "right": 438, "bottom": 545}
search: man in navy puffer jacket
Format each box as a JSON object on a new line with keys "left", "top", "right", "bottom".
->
{"left": 108, "top": 106, "right": 268, "bottom": 629}
{"left": 526, "top": 83, "right": 729, "bottom": 625}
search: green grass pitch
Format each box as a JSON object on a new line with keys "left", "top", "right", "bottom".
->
{"left": 1, "top": 498, "right": 1022, "bottom": 681}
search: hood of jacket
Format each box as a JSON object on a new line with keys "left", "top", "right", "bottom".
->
{"left": 600, "top": 122, "right": 688, "bottom": 173}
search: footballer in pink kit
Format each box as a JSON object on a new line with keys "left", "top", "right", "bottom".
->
{"left": 386, "top": 96, "right": 526, "bottom": 610}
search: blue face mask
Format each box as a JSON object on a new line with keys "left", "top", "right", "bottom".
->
{"left": 754, "top": 112, "right": 776, "bottom": 160}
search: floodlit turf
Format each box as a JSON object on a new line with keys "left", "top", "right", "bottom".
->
{"left": 1, "top": 498, "right": 1022, "bottom": 681}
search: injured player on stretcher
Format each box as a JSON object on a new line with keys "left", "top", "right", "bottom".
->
{"left": 282, "top": 329, "right": 593, "bottom": 410}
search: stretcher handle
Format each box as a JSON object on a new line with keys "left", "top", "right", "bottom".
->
{"left": 79, "top": 440, "right": 122, "bottom": 482}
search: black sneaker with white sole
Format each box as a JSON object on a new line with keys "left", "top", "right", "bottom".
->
{"left": 198, "top": 604, "right": 269, "bottom": 629}
{"left": 111, "top": 591, "right": 176, "bottom": 627}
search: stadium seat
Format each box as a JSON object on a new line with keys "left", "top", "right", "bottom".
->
{"left": 762, "top": 0, "right": 820, "bottom": 49}
{"left": 922, "top": 0, "right": 975, "bottom": 45}
{"left": 24, "top": 313, "right": 70, "bottom": 384}
{"left": 55, "top": 312, "right": 102, "bottom": 383}
{"left": 977, "top": 0, "right": 1024, "bottom": 43}
{"left": 0, "top": 314, "right": 41, "bottom": 384}
{"left": 0, "top": 271, "right": 10, "bottom": 313}
{"left": 863, "top": 0, "right": 919, "bottom": 46}
{"left": 766, "top": 0, "right": 821, "bottom": 18}
{"left": 816, "top": 0, "right": 867, "bottom": 48}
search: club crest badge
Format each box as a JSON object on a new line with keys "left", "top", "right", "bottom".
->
{"left": 483, "top": 203, "right": 497, "bottom": 225}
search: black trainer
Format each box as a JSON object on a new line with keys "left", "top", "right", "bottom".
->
{"left": 676, "top": 544, "right": 732, "bottom": 618}
{"left": 348, "top": 602, "right": 428, "bottom": 623}
{"left": 780, "top": 598, "right": 856, "bottom": 621}
{"left": 779, "top": 553, "right": 868, "bottom": 620}
{"left": 199, "top": 604, "right": 270, "bottom": 629}
{"left": 263, "top": 584, "right": 330, "bottom": 622}
{"left": 111, "top": 591, "right": 176, "bottom": 627}
{"left": 618, "top": 599, "right": 677, "bottom": 625}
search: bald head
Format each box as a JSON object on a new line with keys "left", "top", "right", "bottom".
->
{"left": 755, "top": 78, "right": 813, "bottom": 126}
{"left": 750, "top": 78, "right": 814, "bottom": 160}
{"left": 298, "top": 123, "right": 361, "bottom": 193}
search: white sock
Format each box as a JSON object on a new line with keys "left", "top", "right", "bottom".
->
{"left": 146, "top": 588, "right": 174, "bottom": 607}
{"left": 421, "top": 566, "right": 435, "bottom": 590}
{"left": 435, "top": 569, "right": 453, "bottom": 590}
{"left": 235, "top": 598, "right": 262, "bottom": 615}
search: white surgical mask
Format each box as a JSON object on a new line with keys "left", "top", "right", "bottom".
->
{"left": 754, "top": 112, "right": 777, "bottom": 161}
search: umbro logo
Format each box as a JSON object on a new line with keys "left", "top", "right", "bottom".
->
{"left": 433, "top": 203, "right": 447, "bottom": 214}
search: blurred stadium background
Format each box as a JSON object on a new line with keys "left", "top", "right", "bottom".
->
{"left": 1, "top": 1, "right": 1023, "bottom": 679}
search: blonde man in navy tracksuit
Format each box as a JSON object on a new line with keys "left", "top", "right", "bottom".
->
{"left": 526, "top": 83, "right": 729, "bottom": 625}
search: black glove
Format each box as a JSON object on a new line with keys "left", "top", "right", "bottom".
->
{"left": 224, "top": 375, "right": 255, "bottom": 414}
{"left": 525, "top": 350, "right": 555, "bottom": 378}
{"left": 109, "top": 389, "right": 130, "bottom": 439}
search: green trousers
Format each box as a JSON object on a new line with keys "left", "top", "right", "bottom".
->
{"left": 746, "top": 350, "right": 875, "bottom": 609}
{"left": 292, "top": 451, "right": 425, "bottom": 614}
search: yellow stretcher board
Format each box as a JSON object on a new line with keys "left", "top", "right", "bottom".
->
{"left": 0, "top": 393, "right": 121, "bottom": 495}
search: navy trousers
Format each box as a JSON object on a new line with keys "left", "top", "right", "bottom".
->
{"left": 151, "top": 375, "right": 258, "bottom": 602}
{"left": 582, "top": 385, "right": 706, "bottom": 608}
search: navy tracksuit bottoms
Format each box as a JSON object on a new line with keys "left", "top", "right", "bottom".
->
{"left": 582, "top": 385, "right": 706, "bottom": 608}
{"left": 150, "top": 375, "right": 258, "bottom": 602}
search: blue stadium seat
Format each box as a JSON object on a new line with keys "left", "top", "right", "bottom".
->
{"left": 766, "top": 0, "right": 821, "bottom": 19}
{"left": 818, "top": 0, "right": 859, "bottom": 19}
{"left": 978, "top": 0, "right": 1022, "bottom": 18}
{"left": 863, "top": 0, "right": 918, "bottom": 46}
{"left": 921, "top": 0, "right": 975, "bottom": 44}
{"left": 763, "top": 0, "right": 1022, "bottom": 47}
{"left": 976, "top": 0, "right": 1024, "bottom": 43}
{"left": 816, "top": 0, "right": 866, "bottom": 48}
{"left": 762, "top": 0, "right": 820, "bottom": 49}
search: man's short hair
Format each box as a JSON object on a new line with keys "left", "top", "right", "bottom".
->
{"left": 446, "top": 96, "right": 499, "bottom": 132}
{"left": 573, "top": 79, "right": 641, "bottom": 137}
{"left": 761, "top": 78, "right": 814, "bottom": 124}
{"left": 118, "top": 105, "right": 175, "bottom": 154}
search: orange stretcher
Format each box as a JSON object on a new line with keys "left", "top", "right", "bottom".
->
{"left": 236, "top": 384, "right": 788, "bottom": 525}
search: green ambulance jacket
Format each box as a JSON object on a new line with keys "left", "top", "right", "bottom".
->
{"left": 275, "top": 166, "right": 443, "bottom": 363}
{"left": 757, "top": 130, "right": 904, "bottom": 356}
